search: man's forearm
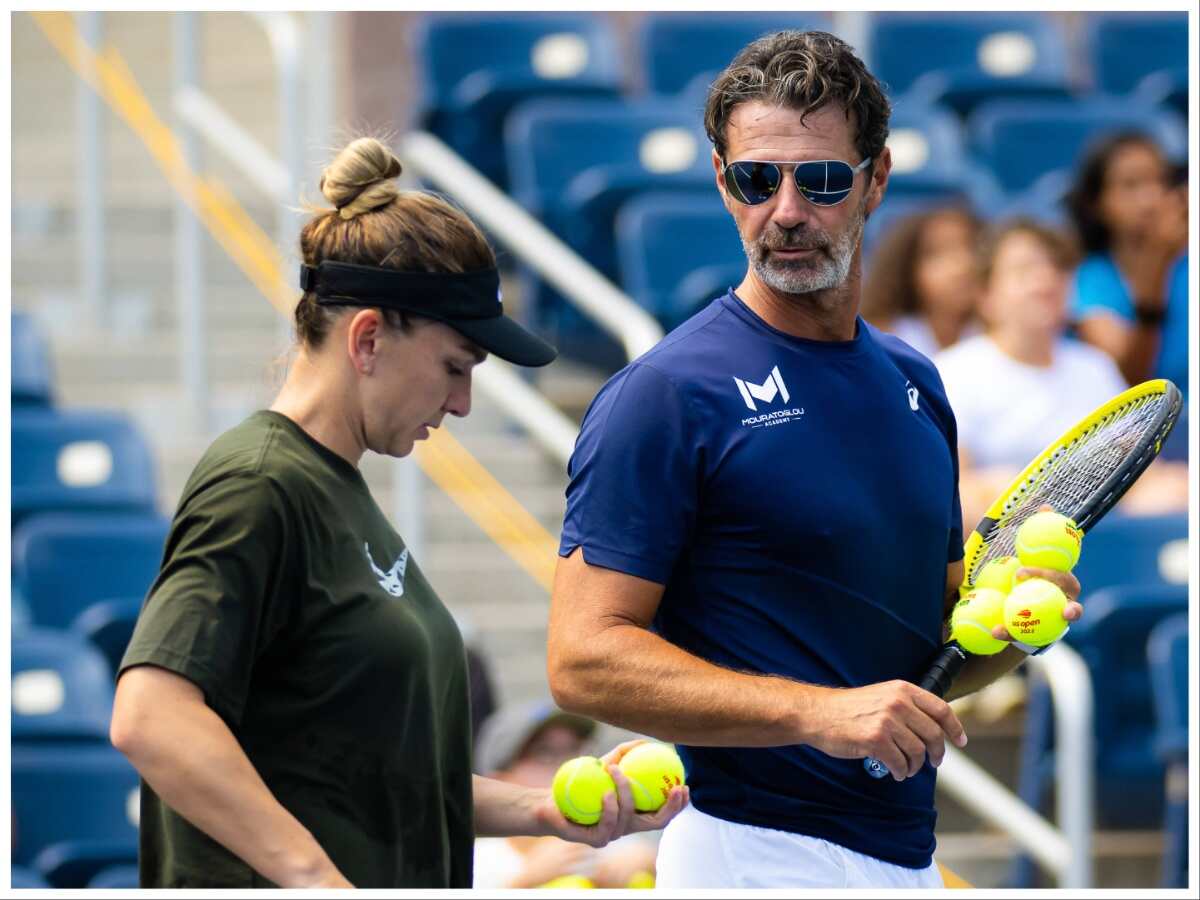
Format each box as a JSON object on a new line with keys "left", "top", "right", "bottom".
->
{"left": 472, "top": 775, "right": 551, "bottom": 838}
{"left": 550, "top": 622, "right": 815, "bottom": 747}
{"left": 944, "top": 645, "right": 1027, "bottom": 702}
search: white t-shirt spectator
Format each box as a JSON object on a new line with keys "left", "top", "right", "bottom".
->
{"left": 890, "top": 315, "right": 980, "bottom": 361}
{"left": 934, "top": 334, "right": 1127, "bottom": 469}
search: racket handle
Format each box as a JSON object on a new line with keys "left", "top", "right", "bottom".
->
{"left": 863, "top": 643, "right": 969, "bottom": 779}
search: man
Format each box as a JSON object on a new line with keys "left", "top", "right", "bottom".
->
{"left": 547, "top": 31, "right": 1082, "bottom": 889}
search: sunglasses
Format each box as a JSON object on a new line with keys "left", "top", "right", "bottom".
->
{"left": 723, "top": 157, "right": 873, "bottom": 207}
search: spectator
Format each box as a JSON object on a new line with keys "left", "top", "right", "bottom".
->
{"left": 1066, "top": 132, "right": 1188, "bottom": 393}
{"left": 935, "top": 218, "right": 1128, "bottom": 528}
{"left": 862, "top": 206, "right": 983, "bottom": 358}
{"left": 473, "top": 699, "right": 659, "bottom": 889}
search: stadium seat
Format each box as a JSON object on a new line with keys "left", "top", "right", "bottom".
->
{"left": 72, "top": 596, "right": 147, "bottom": 679}
{"left": 10, "top": 408, "right": 158, "bottom": 528}
{"left": 869, "top": 13, "right": 1069, "bottom": 99}
{"left": 11, "top": 627, "right": 115, "bottom": 742}
{"left": 1071, "top": 512, "right": 1188, "bottom": 598}
{"left": 639, "top": 12, "right": 829, "bottom": 95}
{"left": 10, "top": 866, "right": 51, "bottom": 888}
{"left": 12, "top": 310, "right": 54, "bottom": 406}
{"left": 10, "top": 742, "right": 141, "bottom": 868}
{"left": 506, "top": 97, "right": 714, "bottom": 361}
{"left": 12, "top": 512, "right": 168, "bottom": 630}
{"left": 615, "top": 192, "right": 744, "bottom": 330}
{"left": 32, "top": 839, "right": 140, "bottom": 889}
{"left": 884, "top": 101, "right": 984, "bottom": 205}
{"left": 89, "top": 863, "right": 141, "bottom": 889}
{"left": 1147, "top": 613, "right": 1188, "bottom": 888}
{"left": 1087, "top": 13, "right": 1188, "bottom": 95}
{"left": 1135, "top": 67, "right": 1189, "bottom": 120}
{"left": 967, "top": 98, "right": 1187, "bottom": 196}
{"left": 411, "top": 13, "right": 622, "bottom": 189}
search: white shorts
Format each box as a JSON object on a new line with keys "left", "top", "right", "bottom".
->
{"left": 656, "top": 804, "right": 944, "bottom": 889}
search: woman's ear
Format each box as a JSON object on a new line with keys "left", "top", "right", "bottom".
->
{"left": 346, "top": 308, "right": 384, "bottom": 375}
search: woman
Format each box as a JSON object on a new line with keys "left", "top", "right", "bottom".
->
{"left": 1066, "top": 132, "right": 1188, "bottom": 391}
{"left": 934, "top": 218, "right": 1128, "bottom": 530}
{"left": 861, "top": 205, "right": 983, "bottom": 359}
{"left": 110, "top": 137, "right": 687, "bottom": 888}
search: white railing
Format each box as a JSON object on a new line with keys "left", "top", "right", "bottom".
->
{"left": 84, "top": 11, "right": 1095, "bottom": 886}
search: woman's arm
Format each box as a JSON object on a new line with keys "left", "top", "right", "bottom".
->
{"left": 111, "top": 665, "right": 352, "bottom": 889}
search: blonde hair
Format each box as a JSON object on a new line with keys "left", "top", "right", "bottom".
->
{"left": 295, "top": 137, "right": 496, "bottom": 347}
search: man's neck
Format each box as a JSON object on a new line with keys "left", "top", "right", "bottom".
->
{"left": 734, "top": 264, "right": 862, "bottom": 342}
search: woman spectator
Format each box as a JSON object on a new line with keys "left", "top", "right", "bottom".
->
{"left": 861, "top": 206, "right": 983, "bottom": 359}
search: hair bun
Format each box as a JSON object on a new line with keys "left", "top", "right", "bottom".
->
{"left": 319, "top": 137, "right": 403, "bottom": 220}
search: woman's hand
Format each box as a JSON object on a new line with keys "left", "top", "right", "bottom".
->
{"left": 531, "top": 740, "right": 689, "bottom": 848}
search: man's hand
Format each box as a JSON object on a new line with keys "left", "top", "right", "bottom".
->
{"left": 801, "top": 681, "right": 967, "bottom": 781}
{"left": 988, "top": 564, "right": 1083, "bottom": 642}
{"left": 531, "top": 740, "right": 689, "bottom": 847}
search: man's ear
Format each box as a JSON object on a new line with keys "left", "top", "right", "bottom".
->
{"left": 865, "top": 145, "right": 892, "bottom": 217}
{"left": 346, "top": 308, "right": 384, "bottom": 375}
{"left": 713, "top": 148, "right": 732, "bottom": 211}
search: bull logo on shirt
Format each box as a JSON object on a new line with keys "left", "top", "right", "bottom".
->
{"left": 365, "top": 542, "right": 409, "bottom": 598}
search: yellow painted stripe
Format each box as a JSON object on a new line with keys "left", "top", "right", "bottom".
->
{"left": 937, "top": 862, "right": 972, "bottom": 888}
{"left": 31, "top": 11, "right": 562, "bottom": 594}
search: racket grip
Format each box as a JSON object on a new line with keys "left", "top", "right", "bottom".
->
{"left": 863, "top": 643, "right": 969, "bottom": 779}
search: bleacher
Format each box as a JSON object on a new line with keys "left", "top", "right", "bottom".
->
{"left": 10, "top": 10, "right": 1190, "bottom": 889}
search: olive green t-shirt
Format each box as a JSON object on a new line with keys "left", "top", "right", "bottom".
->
{"left": 120, "top": 411, "right": 474, "bottom": 888}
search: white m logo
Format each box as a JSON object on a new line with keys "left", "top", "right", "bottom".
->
{"left": 734, "top": 365, "right": 790, "bottom": 412}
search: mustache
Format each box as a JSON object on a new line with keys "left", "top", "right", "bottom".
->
{"left": 759, "top": 228, "right": 828, "bottom": 251}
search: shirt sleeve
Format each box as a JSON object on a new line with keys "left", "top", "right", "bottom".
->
{"left": 559, "top": 363, "right": 699, "bottom": 584}
{"left": 119, "top": 472, "right": 295, "bottom": 727}
{"left": 1071, "top": 255, "right": 1132, "bottom": 321}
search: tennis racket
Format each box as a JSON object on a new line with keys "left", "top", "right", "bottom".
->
{"left": 863, "top": 378, "right": 1182, "bottom": 779}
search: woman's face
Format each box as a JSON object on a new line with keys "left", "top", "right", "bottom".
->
{"left": 981, "top": 230, "right": 1069, "bottom": 337}
{"left": 912, "top": 211, "right": 980, "bottom": 318}
{"left": 1096, "top": 142, "right": 1168, "bottom": 242}
{"left": 358, "top": 316, "right": 484, "bottom": 459}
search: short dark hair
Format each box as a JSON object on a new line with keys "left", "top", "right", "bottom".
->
{"left": 703, "top": 30, "right": 891, "bottom": 165}
{"left": 1065, "top": 130, "right": 1166, "bottom": 256}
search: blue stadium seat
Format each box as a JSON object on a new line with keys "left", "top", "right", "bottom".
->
{"left": 72, "top": 596, "right": 147, "bottom": 679}
{"left": 12, "top": 311, "right": 54, "bottom": 406}
{"left": 12, "top": 512, "right": 168, "bottom": 631}
{"left": 1088, "top": 13, "right": 1188, "bottom": 95}
{"left": 639, "top": 12, "right": 829, "bottom": 95}
{"left": 11, "top": 627, "right": 115, "bottom": 742}
{"left": 10, "top": 408, "right": 158, "bottom": 528}
{"left": 616, "top": 192, "right": 743, "bottom": 330}
{"left": 1071, "top": 512, "right": 1188, "bottom": 598}
{"left": 33, "top": 840, "right": 139, "bottom": 889}
{"left": 967, "top": 98, "right": 1187, "bottom": 196}
{"left": 10, "top": 743, "right": 140, "bottom": 868}
{"left": 10, "top": 866, "right": 51, "bottom": 888}
{"left": 1147, "top": 613, "right": 1188, "bottom": 888}
{"left": 884, "top": 101, "right": 983, "bottom": 205}
{"left": 89, "top": 863, "right": 141, "bottom": 889}
{"left": 1135, "top": 67, "right": 1189, "bottom": 120}
{"left": 506, "top": 97, "right": 714, "bottom": 361}
{"left": 869, "top": 13, "right": 1068, "bottom": 99}
{"left": 412, "top": 13, "right": 622, "bottom": 189}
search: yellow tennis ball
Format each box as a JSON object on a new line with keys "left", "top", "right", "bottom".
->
{"left": 1004, "top": 578, "right": 1069, "bottom": 646}
{"left": 540, "top": 874, "right": 596, "bottom": 888}
{"left": 617, "top": 742, "right": 686, "bottom": 813}
{"left": 950, "top": 588, "right": 1009, "bottom": 655}
{"left": 552, "top": 756, "right": 615, "bottom": 826}
{"left": 974, "top": 555, "right": 1021, "bottom": 594}
{"left": 1015, "top": 512, "right": 1082, "bottom": 572}
{"left": 626, "top": 870, "right": 655, "bottom": 888}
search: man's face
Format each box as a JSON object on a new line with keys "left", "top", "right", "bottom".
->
{"left": 715, "top": 101, "right": 884, "bottom": 297}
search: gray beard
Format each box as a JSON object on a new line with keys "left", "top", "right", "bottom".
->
{"left": 741, "top": 198, "right": 867, "bottom": 297}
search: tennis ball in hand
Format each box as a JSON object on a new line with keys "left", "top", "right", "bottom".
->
{"left": 1015, "top": 512, "right": 1082, "bottom": 572}
{"left": 540, "top": 874, "right": 595, "bottom": 888}
{"left": 617, "top": 742, "right": 686, "bottom": 813}
{"left": 1004, "top": 578, "right": 1069, "bottom": 646}
{"left": 974, "top": 556, "right": 1022, "bottom": 594}
{"left": 626, "top": 870, "right": 655, "bottom": 888}
{"left": 552, "top": 756, "right": 616, "bottom": 826}
{"left": 950, "top": 588, "right": 1009, "bottom": 655}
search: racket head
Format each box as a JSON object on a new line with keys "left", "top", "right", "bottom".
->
{"left": 961, "top": 379, "right": 1182, "bottom": 590}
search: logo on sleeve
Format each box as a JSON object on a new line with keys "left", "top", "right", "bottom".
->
{"left": 906, "top": 380, "right": 920, "bottom": 411}
{"left": 734, "top": 365, "right": 805, "bottom": 428}
{"left": 365, "top": 542, "right": 409, "bottom": 598}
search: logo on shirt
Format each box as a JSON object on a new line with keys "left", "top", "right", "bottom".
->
{"left": 365, "top": 542, "right": 409, "bottom": 598}
{"left": 906, "top": 380, "right": 920, "bottom": 412}
{"left": 734, "top": 365, "right": 804, "bottom": 428}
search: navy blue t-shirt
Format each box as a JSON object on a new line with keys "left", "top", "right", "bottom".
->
{"left": 559, "top": 291, "right": 963, "bottom": 869}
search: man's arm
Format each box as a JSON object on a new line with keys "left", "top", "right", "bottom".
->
{"left": 548, "top": 548, "right": 967, "bottom": 781}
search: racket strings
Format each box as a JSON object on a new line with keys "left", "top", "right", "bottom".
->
{"left": 970, "top": 392, "right": 1169, "bottom": 579}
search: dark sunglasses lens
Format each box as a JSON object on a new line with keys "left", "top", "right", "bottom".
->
{"left": 794, "top": 161, "right": 854, "bottom": 206}
{"left": 729, "top": 162, "right": 781, "bottom": 204}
